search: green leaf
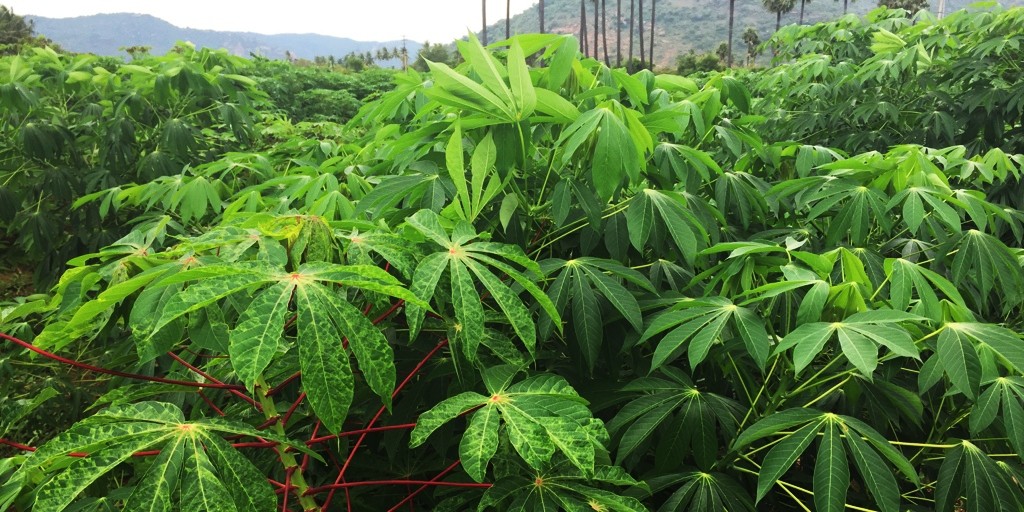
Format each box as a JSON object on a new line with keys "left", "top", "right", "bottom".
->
{"left": 451, "top": 258, "right": 485, "bottom": 360}
{"left": 756, "top": 420, "right": 823, "bottom": 503}
{"left": 813, "top": 420, "right": 849, "bottom": 512}
{"left": 201, "top": 433, "right": 277, "bottom": 512}
{"left": 229, "top": 281, "right": 293, "bottom": 390}
{"left": 837, "top": 327, "right": 879, "bottom": 377}
{"left": 409, "top": 392, "right": 488, "bottom": 447}
{"left": 34, "top": 429, "right": 174, "bottom": 511}
{"left": 295, "top": 284, "right": 354, "bottom": 434}
{"left": 407, "top": 252, "right": 448, "bottom": 341}
{"left": 123, "top": 434, "right": 187, "bottom": 512}
{"left": 465, "top": 258, "right": 537, "bottom": 358}
{"left": 937, "top": 327, "right": 982, "bottom": 399}
{"left": 317, "top": 285, "right": 395, "bottom": 408}
{"left": 181, "top": 436, "right": 238, "bottom": 512}
{"left": 734, "top": 408, "right": 823, "bottom": 449}
{"left": 460, "top": 405, "right": 501, "bottom": 483}
{"left": 579, "top": 265, "right": 643, "bottom": 333}
{"left": 844, "top": 424, "right": 900, "bottom": 512}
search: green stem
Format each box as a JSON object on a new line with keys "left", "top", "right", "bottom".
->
{"left": 255, "top": 377, "right": 319, "bottom": 511}
{"left": 801, "top": 375, "right": 852, "bottom": 408}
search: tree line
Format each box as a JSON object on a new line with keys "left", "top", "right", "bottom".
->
{"left": 479, "top": 0, "right": 932, "bottom": 70}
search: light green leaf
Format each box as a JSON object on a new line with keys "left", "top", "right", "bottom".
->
{"left": 201, "top": 434, "right": 276, "bottom": 512}
{"left": 409, "top": 392, "right": 488, "bottom": 447}
{"left": 317, "top": 285, "right": 395, "bottom": 407}
{"left": 229, "top": 281, "right": 293, "bottom": 390}
{"left": 295, "top": 284, "right": 353, "bottom": 434}
{"left": 451, "top": 258, "right": 485, "bottom": 360}
{"left": 181, "top": 436, "right": 238, "bottom": 512}
{"left": 461, "top": 404, "right": 500, "bottom": 483}
{"left": 123, "top": 434, "right": 187, "bottom": 512}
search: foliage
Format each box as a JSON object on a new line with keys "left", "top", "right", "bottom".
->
{"left": 758, "top": 5, "right": 1024, "bottom": 156}
{"left": 251, "top": 60, "right": 396, "bottom": 123}
{"left": 2, "top": 6, "right": 1024, "bottom": 512}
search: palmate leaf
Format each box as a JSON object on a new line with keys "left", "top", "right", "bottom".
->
{"left": 949, "top": 229, "right": 1024, "bottom": 313}
{"left": 639, "top": 296, "right": 771, "bottom": 372}
{"left": 935, "top": 441, "right": 1024, "bottom": 512}
{"left": 934, "top": 323, "right": 1024, "bottom": 399}
{"left": 539, "top": 258, "right": 652, "bottom": 372}
{"left": 405, "top": 210, "right": 560, "bottom": 359}
{"left": 14, "top": 402, "right": 279, "bottom": 512}
{"left": 735, "top": 409, "right": 915, "bottom": 512}
{"left": 970, "top": 377, "right": 1024, "bottom": 458}
{"left": 626, "top": 189, "right": 709, "bottom": 265}
{"left": 479, "top": 461, "right": 647, "bottom": 512}
{"left": 773, "top": 309, "right": 924, "bottom": 377}
{"left": 410, "top": 372, "right": 602, "bottom": 481}
{"left": 647, "top": 471, "right": 754, "bottom": 512}
{"left": 608, "top": 370, "right": 743, "bottom": 470}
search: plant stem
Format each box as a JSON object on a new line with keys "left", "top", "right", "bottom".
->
{"left": 255, "top": 377, "right": 319, "bottom": 512}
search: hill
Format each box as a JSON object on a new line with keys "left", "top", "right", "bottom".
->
{"left": 26, "top": 13, "right": 420, "bottom": 62}
{"left": 485, "top": 0, "right": 1024, "bottom": 68}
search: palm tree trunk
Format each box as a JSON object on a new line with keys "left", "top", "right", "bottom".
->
{"left": 638, "top": 0, "right": 645, "bottom": 68}
{"left": 540, "top": 0, "right": 545, "bottom": 33}
{"left": 594, "top": 0, "right": 599, "bottom": 62}
{"left": 506, "top": 0, "right": 511, "bottom": 39}
{"left": 799, "top": 0, "right": 806, "bottom": 24}
{"left": 602, "top": 0, "right": 611, "bottom": 66}
{"left": 616, "top": 0, "right": 622, "bottom": 67}
{"left": 482, "top": 0, "right": 488, "bottom": 44}
{"left": 628, "top": 0, "right": 635, "bottom": 67}
{"left": 843, "top": 0, "right": 849, "bottom": 14}
{"left": 727, "top": 0, "right": 735, "bottom": 67}
{"left": 581, "top": 0, "right": 588, "bottom": 57}
{"left": 648, "top": 0, "right": 656, "bottom": 68}
{"left": 776, "top": 10, "right": 781, "bottom": 32}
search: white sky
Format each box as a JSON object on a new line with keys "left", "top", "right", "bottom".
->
{"left": 8, "top": 0, "right": 540, "bottom": 42}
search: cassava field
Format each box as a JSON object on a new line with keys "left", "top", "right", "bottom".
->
{"left": 2, "top": 5, "right": 1024, "bottom": 511}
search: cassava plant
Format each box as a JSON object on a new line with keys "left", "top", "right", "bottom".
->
{"left": 3, "top": 6, "right": 1024, "bottom": 511}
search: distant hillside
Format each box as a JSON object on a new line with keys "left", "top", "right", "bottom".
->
{"left": 27, "top": 13, "right": 421, "bottom": 62}
{"left": 484, "top": 0, "right": 1024, "bottom": 68}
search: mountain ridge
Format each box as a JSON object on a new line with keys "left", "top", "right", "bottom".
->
{"left": 27, "top": 13, "right": 421, "bottom": 62}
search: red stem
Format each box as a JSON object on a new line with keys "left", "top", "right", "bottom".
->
{"left": 307, "top": 480, "right": 491, "bottom": 493}
{"left": 0, "top": 332, "right": 246, "bottom": 390}
{"left": 305, "top": 423, "right": 416, "bottom": 446}
{"left": 167, "top": 351, "right": 260, "bottom": 409}
{"left": 198, "top": 390, "right": 226, "bottom": 416}
{"left": 321, "top": 339, "right": 449, "bottom": 511}
{"left": 281, "top": 392, "right": 306, "bottom": 427}
{"left": 387, "top": 459, "right": 465, "bottom": 512}
{"left": 267, "top": 371, "right": 302, "bottom": 397}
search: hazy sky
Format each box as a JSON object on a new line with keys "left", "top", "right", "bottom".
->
{"left": 8, "top": 1, "right": 540, "bottom": 42}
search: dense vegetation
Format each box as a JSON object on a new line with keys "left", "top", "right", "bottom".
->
{"left": 3, "top": 5, "right": 1024, "bottom": 512}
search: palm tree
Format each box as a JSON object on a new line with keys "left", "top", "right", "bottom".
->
{"left": 482, "top": 0, "right": 488, "bottom": 45}
{"left": 727, "top": 0, "right": 736, "bottom": 67}
{"left": 0, "top": 6, "right": 34, "bottom": 46}
{"left": 506, "top": 0, "right": 511, "bottom": 39}
{"left": 616, "top": 0, "right": 622, "bottom": 66}
{"left": 638, "top": 0, "right": 645, "bottom": 68}
{"left": 581, "top": 0, "right": 589, "bottom": 57}
{"left": 799, "top": 0, "right": 810, "bottom": 24}
{"left": 742, "top": 27, "right": 761, "bottom": 66}
{"left": 593, "top": 0, "right": 600, "bottom": 62}
{"left": 764, "top": 0, "right": 797, "bottom": 33}
{"left": 602, "top": 0, "right": 611, "bottom": 66}
{"left": 540, "top": 0, "right": 546, "bottom": 33}
{"left": 628, "top": 0, "right": 635, "bottom": 66}
{"left": 648, "top": 0, "right": 656, "bottom": 68}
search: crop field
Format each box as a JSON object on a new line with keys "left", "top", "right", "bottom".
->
{"left": 2, "top": 5, "right": 1024, "bottom": 511}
